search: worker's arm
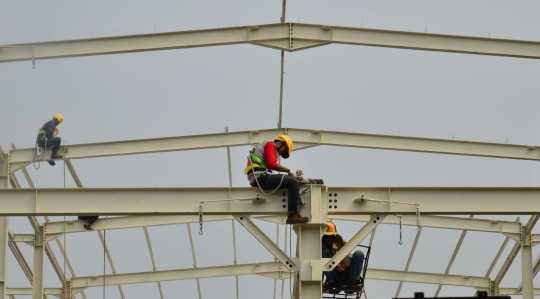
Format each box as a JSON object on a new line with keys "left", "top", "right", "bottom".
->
{"left": 334, "top": 234, "right": 346, "bottom": 247}
{"left": 264, "top": 142, "right": 294, "bottom": 174}
{"left": 54, "top": 127, "right": 59, "bottom": 137}
{"left": 43, "top": 121, "right": 56, "bottom": 138}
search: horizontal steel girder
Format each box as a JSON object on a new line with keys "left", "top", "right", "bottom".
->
{"left": 1, "top": 187, "right": 540, "bottom": 215}
{"left": 8, "top": 263, "right": 487, "bottom": 291}
{"left": 2, "top": 22, "right": 540, "bottom": 63}
{"left": 7, "top": 128, "right": 540, "bottom": 173}
{"left": 32, "top": 214, "right": 521, "bottom": 237}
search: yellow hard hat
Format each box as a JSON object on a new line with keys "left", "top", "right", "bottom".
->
{"left": 324, "top": 221, "right": 337, "bottom": 236}
{"left": 274, "top": 135, "right": 293, "bottom": 159}
{"left": 54, "top": 114, "right": 64, "bottom": 123}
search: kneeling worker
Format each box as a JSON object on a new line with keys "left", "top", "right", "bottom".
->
{"left": 322, "top": 221, "right": 365, "bottom": 291}
{"left": 244, "top": 135, "right": 309, "bottom": 224}
{"left": 36, "top": 114, "right": 64, "bottom": 166}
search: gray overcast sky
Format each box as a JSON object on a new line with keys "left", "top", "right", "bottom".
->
{"left": 2, "top": 1, "right": 540, "bottom": 298}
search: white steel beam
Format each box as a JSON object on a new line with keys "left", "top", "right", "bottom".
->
{"left": 0, "top": 217, "right": 7, "bottom": 299}
{"left": 40, "top": 213, "right": 519, "bottom": 239}
{"left": 3, "top": 187, "right": 540, "bottom": 215}
{"left": 366, "top": 268, "right": 489, "bottom": 288}
{"left": 521, "top": 224, "right": 534, "bottom": 299}
{"left": 499, "top": 288, "right": 540, "bottom": 295}
{"left": 70, "top": 262, "right": 284, "bottom": 290}
{"left": 394, "top": 227, "right": 422, "bottom": 298}
{"left": 495, "top": 216, "right": 538, "bottom": 288}
{"left": 7, "top": 128, "right": 540, "bottom": 173}
{"left": 333, "top": 214, "right": 522, "bottom": 236}
{"left": 32, "top": 226, "right": 45, "bottom": 299}
{"left": 62, "top": 263, "right": 489, "bottom": 290}
{"left": 2, "top": 22, "right": 540, "bottom": 63}
{"left": 7, "top": 288, "right": 62, "bottom": 295}
{"left": 233, "top": 214, "right": 295, "bottom": 269}
{"left": 326, "top": 215, "right": 385, "bottom": 271}
{"left": 43, "top": 215, "right": 235, "bottom": 235}
{"left": 434, "top": 215, "right": 473, "bottom": 296}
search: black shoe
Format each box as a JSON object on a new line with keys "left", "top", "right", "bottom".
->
{"left": 323, "top": 282, "right": 334, "bottom": 291}
{"left": 48, "top": 160, "right": 56, "bottom": 166}
{"left": 347, "top": 282, "right": 362, "bottom": 291}
{"left": 51, "top": 153, "right": 63, "bottom": 159}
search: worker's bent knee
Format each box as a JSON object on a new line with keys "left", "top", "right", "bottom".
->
{"left": 353, "top": 250, "right": 364, "bottom": 259}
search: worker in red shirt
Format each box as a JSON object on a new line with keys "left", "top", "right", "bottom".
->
{"left": 244, "top": 135, "right": 309, "bottom": 224}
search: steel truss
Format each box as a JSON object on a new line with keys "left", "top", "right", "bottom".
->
{"left": 1, "top": 10, "right": 539, "bottom": 299}
{"left": 1, "top": 128, "right": 539, "bottom": 298}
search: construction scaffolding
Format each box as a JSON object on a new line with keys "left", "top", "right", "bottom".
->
{"left": 1, "top": 2, "right": 539, "bottom": 299}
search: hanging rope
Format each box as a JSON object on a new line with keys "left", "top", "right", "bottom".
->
{"left": 396, "top": 215, "right": 403, "bottom": 245}
{"left": 103, "top": 229, "right": 106, "bottom": 299}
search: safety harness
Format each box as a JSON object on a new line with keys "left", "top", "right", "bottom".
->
{"left": 244, "top": 141, "right": 279, "bottom": 175}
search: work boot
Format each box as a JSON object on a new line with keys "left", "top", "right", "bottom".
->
{"left": 286, "top": 211, "right": 309, "bottom": 224}
{"left": 47, "top": 160, "right": 56, "bottom": 166}
{"left": 51, "top": 151, "right": 63, "bottom": 159}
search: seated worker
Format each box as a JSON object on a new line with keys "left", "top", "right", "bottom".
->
{"left": 244, "top": 135, "right": 309, "bottom": 224}
{"left": 78, "top": 216, "right": 99, "bottom": 230}
{"left": 322, "top": 221, "right": 365, "bottom": 291}
{"left": 36, "top": 114, "right": 64, "bottom": 166}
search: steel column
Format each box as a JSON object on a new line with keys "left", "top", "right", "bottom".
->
{"left": 32, "top": 226, "right": 45, "bottom": 299}
{"left": 0, "top": 217, "right": 7, "bottom": 299}
{"left": 521, "top": 224, "right": 534, "bottom": 299}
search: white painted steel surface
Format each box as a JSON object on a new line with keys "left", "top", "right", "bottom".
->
{"left": 2, "top": 23, "right": 540, "bottom": 63}
{"left": 7, "top": 128, "right": 540, "bottom": 173}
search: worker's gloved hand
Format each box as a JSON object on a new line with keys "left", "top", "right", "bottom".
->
{"left": 287, "top": 170, "right": 296, "bottom": 177}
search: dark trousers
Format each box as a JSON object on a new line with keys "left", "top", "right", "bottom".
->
{"left": 78, "top": 216, "right": 99, "bottom": 225}
{"left": 252, "top": 174, "right": 300, "bottom": 211}
{"left": 323, "top": 248, "right": 365, "bottom": 285}
{"left": 37, "top": 136, "right": 61, "bottom": 152}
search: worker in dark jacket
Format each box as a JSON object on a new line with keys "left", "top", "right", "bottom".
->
{"left": 36, "top": 114, "right": 64, "bottom": 166}
{"left": 322, "top": 221, "right": 365, "bottom": 292}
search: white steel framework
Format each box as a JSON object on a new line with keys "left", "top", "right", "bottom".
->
{"left": 2, "top": 2, "right": 539, "bottom": 299}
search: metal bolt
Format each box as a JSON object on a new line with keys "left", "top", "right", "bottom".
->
{"left": 373, "top": 220, "right": 377, "bottom": 223}
{"left": 334, "top": 193, "right": 337, "bottom": 197}
{"left": 334, "top": 205, "right": 337, "bottom": 209}
{"left": 240, "top": 217, "right": 244, "bottom": 220}
{"left": 377, "top": 216, "right": 380, "bottom": 220}
{"left": 282, "top": 193, "right": 286, "bottom": 196}
{"left": 332, "top": 261, "right": 336, "bottom": 264}
{"left": 283, "top": 199, "right": 286, "bottom": 202}
{"left": 329, "top": 205, "right": 332, "bottom": 208}
{"left": 329, "top": 194, "right": 332, "bottom": 197}
{"left": 283, "top": 205, "right": 286, "bottom": 208}
{"left": 334, "top": 199, "right": 337, "bottom": 203}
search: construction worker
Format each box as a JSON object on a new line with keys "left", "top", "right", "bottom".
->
{"left": 78, "top": 216, "right": 99, "bottom": 230}
{"left": 36, "top": 114, "right": 64, "bottom": 166}
{"left": 322, "top": 221, "right": 365, "bottom": 292}
{"left": 244, "top": 135, "right": 309, "bottom": 224}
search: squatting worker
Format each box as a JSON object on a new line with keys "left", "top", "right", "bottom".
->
{"left": 244, "top": 135, "right": 309, "bottom": 224}
{"left": 322, "top": 221, "right": 365, "bottom": 292}
{"left": 36, "top": 114, "right": 64, "bottom": 166}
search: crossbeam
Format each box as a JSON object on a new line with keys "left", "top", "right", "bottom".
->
{"left": 33, "top": 214, "right": 520, "bottom": 238}
{"left": 2, "top": 22, "right": 540, "bottom": 63}
{"left": 7, "top": 128, "right": 540, "bottom": 173}
{"left": 54, "top": 264, "right": 490, "bottom": 291}
{"left": 2, "top": 187, "right": 540, "bottom": 216}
